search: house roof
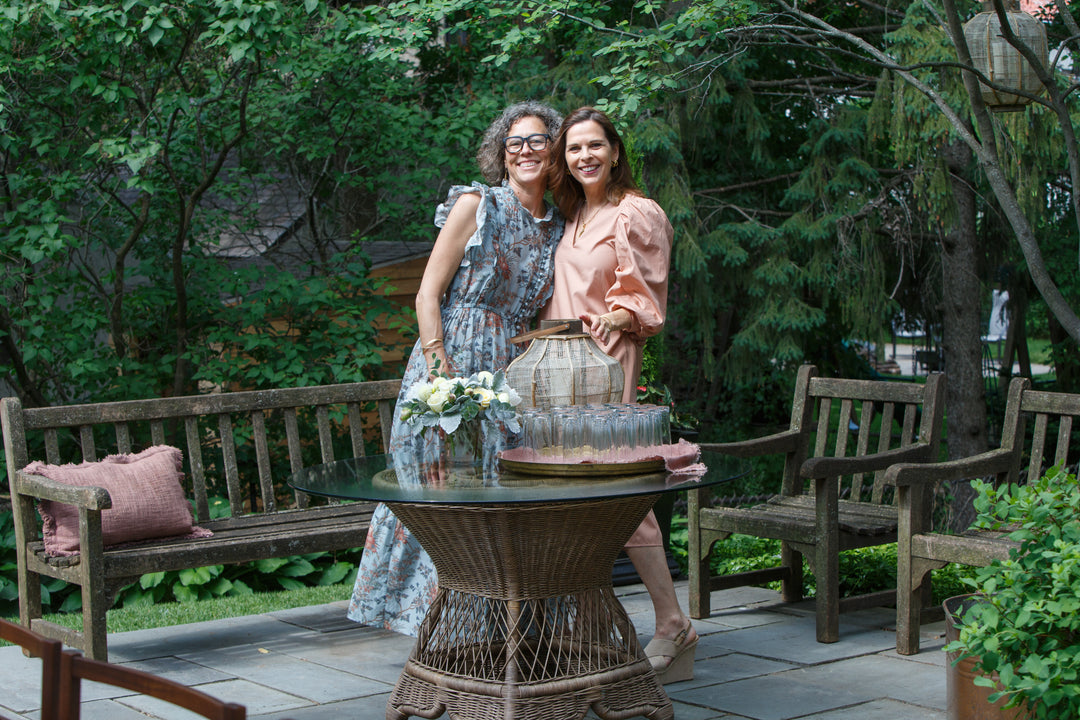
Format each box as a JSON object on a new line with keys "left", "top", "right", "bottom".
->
{"left": 112, "top": 161, "right": 434, "bottom": 272}
{"left": 208, "top": 174, "right": 433, "bottom": 272}
{"left": 366, "top": 241, "right": 433, "bottom": 269}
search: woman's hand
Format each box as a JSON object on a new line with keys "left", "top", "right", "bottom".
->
{"left": 579, "top": 312, "right": 611, "bottom": 344}
{"left": 579, "top": 309, "right": 632, "bottom": 345}
{"left": 425, "top": 452, "right": 450, "bottom": 488}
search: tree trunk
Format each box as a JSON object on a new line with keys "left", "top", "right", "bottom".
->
{"left": 1049, "top": 312, "right": 1080, "bottom": 393}
{"left": 940, "top": 140, "right": 988, "bottom": 532}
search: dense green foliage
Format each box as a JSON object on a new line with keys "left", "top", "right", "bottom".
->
{"left": 947, "top": 466, "right": 1080, "bottom": 718}
{"left": 7, "top": 0, "right": 1076, "bottom": 437}
{"left": 668, "top": 517, "right": 975, "bottom": 602}
{"left": 0, "top": 512, "right": 15, "bottom": 610}
{"left": 3, "top": 0, "right": 1080, "bottom": 617}
{"left": 0, "top": 0, "right": 501, "bottom": 415}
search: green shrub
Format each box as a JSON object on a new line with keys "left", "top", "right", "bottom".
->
{"left": 0, "top": 499, "right": 363, "bottom": 616}
{"left": 945, "top": 466, "right": 1080, "bottom": 719}
{"left": 0, "top": 511, "right": 16, "bottom": 612}
{"left": 670, "top": 511, "right": 975, "bottom": 603}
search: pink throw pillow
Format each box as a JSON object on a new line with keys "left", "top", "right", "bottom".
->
{"left": 23, "top": 445, "right": 209, "bottom": 557}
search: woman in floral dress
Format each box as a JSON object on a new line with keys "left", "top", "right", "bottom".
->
{"left": 348, "top": 101, "right": 564, "bottom": 636}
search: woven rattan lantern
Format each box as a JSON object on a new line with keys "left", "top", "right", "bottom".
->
{"left": 963, "top": 0, "right": 1048, "bottom": 112}
{"left": 506, "top": 319, "right": 624, "bottom": 409}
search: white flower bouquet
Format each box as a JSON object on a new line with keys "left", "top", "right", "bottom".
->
{"left": 399, "top": 370, "right": 524, "bottom": 440}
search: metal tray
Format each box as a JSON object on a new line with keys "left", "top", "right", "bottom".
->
{"left": 497, "top": 455, "right": 665, "bottom": 477}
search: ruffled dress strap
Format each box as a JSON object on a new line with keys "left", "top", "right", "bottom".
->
{"left": 434, "top": 182, "right": 495, "bottom": 265}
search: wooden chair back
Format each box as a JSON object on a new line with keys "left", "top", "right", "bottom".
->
{"left": 58, "top": 649, "right": 246, "bottom": 720}
{"left": 784, "top": 366, "right": 945, "bottom": 506}
{"left": 0, "top": 617, "right": 62, "bottom": 720}
{"left": 998, "top": 378, "right": 1080, "bottom": 483}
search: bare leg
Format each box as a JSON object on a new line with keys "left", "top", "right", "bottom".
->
{"left": 625, "top": 545, "right": 697, "bottom": 644}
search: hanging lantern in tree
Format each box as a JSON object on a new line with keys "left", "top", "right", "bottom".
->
{"left": 963, "top": 0, "right": 1049, "bottom": 112}
{"left": 506, "top": 319, "right": 624, "bottom": 410}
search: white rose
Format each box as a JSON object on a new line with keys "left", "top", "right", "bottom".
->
{"left": 427, "top": 390, "right": 450, "bottom": 413}
{"left": 500, "top": 387, "right": 522, "bottom": 406}
{"left": 407, "top": 382, "right": 433, "bottom": 402}
{"left": 432, "top": 376, "right": 452, "bottom": 392}
{"left": 475, "top": 370, "right": 495, "bottom": 386}
{"left": 477, "top": 388, "right": 495, "bottom": 408}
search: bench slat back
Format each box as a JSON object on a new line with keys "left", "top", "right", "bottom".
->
{"left": 790, "top": 369, "right": 944, "bottom": 504}
{"left": 3, "top": 380, "right": 400, "bottom": 523}
{"left": 1005, "top": 383, "right": 1080, "bottom": 485}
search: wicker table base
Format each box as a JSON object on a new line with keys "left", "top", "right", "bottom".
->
{"left": 385, "top": 495, "right": 672, "bottom": 720}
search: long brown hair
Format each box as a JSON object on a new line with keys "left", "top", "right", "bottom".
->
{"left": 550, "top": 107, "right": 640, "bottom": 220}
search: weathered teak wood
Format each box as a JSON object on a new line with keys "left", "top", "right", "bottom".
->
{"left": 58, "top": 649, "right": 247, "bottom": 720}
{"left": 1, "top": 379, "right": 400, "bottom": 661}
{"left": 887, "top": 376, "right": 1080, "bottom": 655}
{"left": 0, "top": 617, "right": 63, "bottom": 720}
{"left": 687, "top": 364, "right": 946, "bottom": 643}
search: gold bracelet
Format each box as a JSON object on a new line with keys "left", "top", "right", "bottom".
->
{"left": 421, "top": 337, "right": 444, "bottom": 351}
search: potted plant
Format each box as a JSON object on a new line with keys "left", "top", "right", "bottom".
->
{"left": 944, "top": 464, "right": 1080, "bottom": 719}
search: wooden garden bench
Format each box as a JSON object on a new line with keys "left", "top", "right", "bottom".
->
{"left": 687, "top": 364, "right": 945, "bottom": 643}
{"left": 886, "top": 376, "right": 1080, "bottom": 655}
{"left": 1, "top": 379, "right": 400, "bottom": 661}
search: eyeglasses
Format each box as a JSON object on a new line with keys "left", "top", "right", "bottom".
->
{"left": 503, "top": 134, "right": 550, "bottom": 154}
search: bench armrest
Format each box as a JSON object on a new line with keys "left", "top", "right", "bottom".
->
{"left": 883, "top": 448, "right": 1015, "bottom": 488}
{"left": 700, "top": 429, "right": 802, "bottom": 459}
{"left": 800, "top": 443, "right": 934, "bottom": 480}
{"left": 15, "top": 471, "right": 112, "bottom": 510}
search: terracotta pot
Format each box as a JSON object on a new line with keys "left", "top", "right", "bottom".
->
{"left": 944, "top": 595, "right": 1030, "bottom": 720}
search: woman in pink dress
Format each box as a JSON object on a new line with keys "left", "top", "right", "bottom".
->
{"left": 540, "top": 107, "right": 695, "bottom": 684}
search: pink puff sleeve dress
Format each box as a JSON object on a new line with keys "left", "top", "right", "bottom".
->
{"left": 541, "top": 193, "right": 673, "bottom": 402}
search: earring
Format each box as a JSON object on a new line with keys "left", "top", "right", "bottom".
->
{"left": 612, "top": 158, "right": 619, "bottom": 168}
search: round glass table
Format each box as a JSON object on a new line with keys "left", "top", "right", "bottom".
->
{"left": 289, "top": 450, "right": 748, "bottom": 720}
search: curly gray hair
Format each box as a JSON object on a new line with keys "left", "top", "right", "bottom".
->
{"left": 476, "top": 101, "right": 563, "bottom": 184}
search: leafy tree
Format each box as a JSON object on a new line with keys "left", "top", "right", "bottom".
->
{"left": 9, "top": 0, "right": 1075, "bottom": 490}
{"left": 578, "top": 0, "right": 1080, "bottom": 524}
{"left": 442, "top": 1, "right": 953, "bottom": 419}
{"left": 0, "top": 0, "right": 468, "bottom": 410}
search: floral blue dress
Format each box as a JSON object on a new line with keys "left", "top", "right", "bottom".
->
{"left": 347, "top": 182, "right": 563, "bottom": 636}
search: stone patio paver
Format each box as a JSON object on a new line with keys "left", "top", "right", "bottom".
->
{"left": 0, "top": 581, "right": 948, "bottom": 719}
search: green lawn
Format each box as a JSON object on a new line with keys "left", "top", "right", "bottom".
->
{"left": 1, "top": 584, "right": 353, "bottom": 643}
{"left": 987, "top": 336, "right": 1053, "bottom": 366}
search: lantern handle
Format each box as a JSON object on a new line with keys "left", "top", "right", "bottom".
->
{"left": 509, "top": 323, "right": 571, "bottom": 344}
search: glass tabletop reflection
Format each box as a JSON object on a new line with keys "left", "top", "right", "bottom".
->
{"left": 288, "top": 449, "right": 749, "bottom": 505}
